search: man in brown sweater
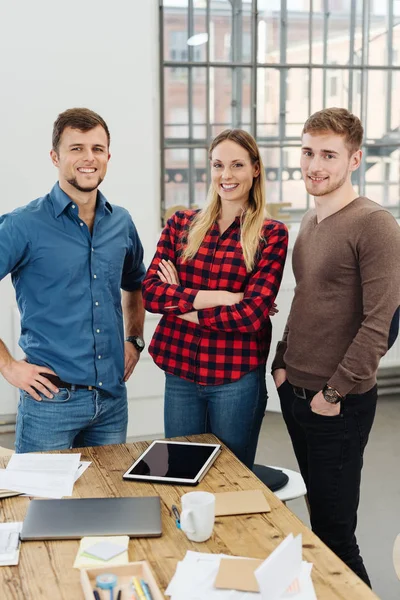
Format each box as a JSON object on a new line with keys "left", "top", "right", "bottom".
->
{"left": 272, "top": 108, "right": 400, "bottom": 587}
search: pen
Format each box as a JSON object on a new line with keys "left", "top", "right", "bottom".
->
{"left": 116, "top": 590, "right": 122, "bottom": 600}
{"left": 140, "top": 578, "right": 154, "bottom": 600}
{"left": 93, "top": 592, "right": 101, "bottom": 600}
{"left": 171, "top": 504, "right": 181, "bottom": 528}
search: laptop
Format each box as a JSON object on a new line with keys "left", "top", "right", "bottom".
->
{"left": 20, "top": 496, "right": 162, "bottom": 541}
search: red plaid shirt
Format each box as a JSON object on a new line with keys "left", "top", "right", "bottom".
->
{"left": 142, "top": 210, "right": 288, "bottom": 385}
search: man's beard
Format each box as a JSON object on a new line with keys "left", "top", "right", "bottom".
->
{"left": 306, "top": 171, "right": 348, "bottom": 197}
{"left": 67, "top": 176, "right": 104, "bottom": 193}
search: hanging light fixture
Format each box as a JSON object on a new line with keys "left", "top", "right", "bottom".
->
{"left": 187, "top": 33, "right": 209, "bottom": 46}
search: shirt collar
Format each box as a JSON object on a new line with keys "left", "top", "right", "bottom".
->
{"left": 49, "top": 182, "right": 113, "bottom": 218}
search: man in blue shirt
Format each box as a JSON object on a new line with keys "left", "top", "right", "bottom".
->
{"left": 0, "top": 108, "right": 146, "bottom": 452}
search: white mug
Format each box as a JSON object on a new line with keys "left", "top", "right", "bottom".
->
{"left": 180, "top": 491, "right": 215, "bottom": 542}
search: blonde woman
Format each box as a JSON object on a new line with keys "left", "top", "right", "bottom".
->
{"left": 142, "top": 129, "right": 288, "bottom": 468}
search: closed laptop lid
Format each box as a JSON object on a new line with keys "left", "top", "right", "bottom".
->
{"left": 20, "top": 497, "right": 162, "bottom": 540}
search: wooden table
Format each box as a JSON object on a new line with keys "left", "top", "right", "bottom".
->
{"left": 0, "top": 434, "right": 379, "bottom": 599}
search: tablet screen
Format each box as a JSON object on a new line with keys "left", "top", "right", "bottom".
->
{"left": 123, "top": 441, "right": 220, "bottom": 484}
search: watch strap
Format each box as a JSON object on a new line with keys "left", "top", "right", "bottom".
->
{"left": 322, "top": 384, "right": 343, "bottom": 404}
{"left": 125, "top": 335, "right": 145, "bottom": 353}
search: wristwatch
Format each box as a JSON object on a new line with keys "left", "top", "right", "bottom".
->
{"left": 322, "top": 384, "right": 343, "bottom": 404}
{"left": 125, "top": 335, "right": 145, "bottom": 353}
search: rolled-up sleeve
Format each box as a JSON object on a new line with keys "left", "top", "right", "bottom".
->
{"left": 142, "top": 213, "right": 198, "bottom": 315}
{"left": 0, "top": 213, "right": 30, "bottom": 280}
{"left": 121, "top": 218, "right": 146, "bottom": 291}
{"left": 197, "top": 222, "right": 288, "bottom": 333}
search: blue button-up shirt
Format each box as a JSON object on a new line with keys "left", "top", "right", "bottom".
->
{"left": 0, "top": 183, "right": 145, "bottom": 397}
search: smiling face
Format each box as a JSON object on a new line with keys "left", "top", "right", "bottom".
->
{"left": 211, "top": 139, "right": 260, "bottom": 207}
{"left": 300, "top": 131, "right": 361, "bottom": 198}
{"left": 50, "top": 125, "right": 110, "bottom": 194}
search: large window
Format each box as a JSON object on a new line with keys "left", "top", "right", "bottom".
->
{"left": 161, "top": 0, "right": 400, "bottom": 223}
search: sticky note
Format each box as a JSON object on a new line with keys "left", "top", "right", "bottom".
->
{"left": 83, "top": 540, "right": 127, "bottom": 561}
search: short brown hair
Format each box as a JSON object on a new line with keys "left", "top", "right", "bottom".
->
{"left": 302, "top": 108, "right": 363, "bottom": 154}
{"left": 52, "top": 108, "right": 110, "bottom": 153}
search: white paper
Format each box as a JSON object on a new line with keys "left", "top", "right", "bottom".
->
{"left": 74, "top": 461, "right": 91, "bottom": 482}
{"left": 83, "top": 540, "right": 127, "bottom": 561}
{"left": 281, "top": 563, "right": 316, "bottom": 600}
{"left": 0, "top": 470, "right": 75, "bottom": 498}
{"left": 166, "top": 551, "right": 267, "bottom": 600}
{"left": 0, "top": 452, "right": 81, "bottom": 498}
{"left": 255, "top": 534, "right": 302, "bottom": 600}
{"left": 165, "top": 548, "right": 317, "bottom": 600}
{"left": 0, "top": 522, "right": 23, "bottom": 566}
{"left": 17, "top": 460, "right": 90, "bottom": 498}
{"left": 7, "top": 453, "right": 80, "bottom": 474}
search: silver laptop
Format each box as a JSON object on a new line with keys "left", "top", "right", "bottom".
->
{"left": 20, "top": 496, "right": 162, "bottom": 540}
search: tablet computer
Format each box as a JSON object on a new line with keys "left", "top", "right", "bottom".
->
{"left": 122, "top": 440, "right": 221, "bottom": 486}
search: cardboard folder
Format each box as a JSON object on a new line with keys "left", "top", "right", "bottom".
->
{"left": 214, "top": 489, "right": 271, "bottom": 517}
{"left": 215, "top": 557, "right": 263, "bottom": 592}
{"left": 214, "top": 535, "right": 314, "bottom": 599}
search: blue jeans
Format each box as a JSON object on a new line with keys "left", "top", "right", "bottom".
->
{"left": 15, "top": 386, "right": 128, "bottom": 453}
{"left": 164, "top": 366, "right": 268, "bottom": 469}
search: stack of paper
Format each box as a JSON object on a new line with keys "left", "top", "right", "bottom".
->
{"left": 166, "top": 552, "right": 254, "bottom": 600}
{"left": 0, "top": 522, "right": 23, "bottom": 566}
{"left": 166, "top": 535, "right": 317, "bottom": 600}
{"left": 0, "top": 453, "right": 89, "bottom": 498}
{"left": 0, "top": 446, "right": 20, "bottom": 499}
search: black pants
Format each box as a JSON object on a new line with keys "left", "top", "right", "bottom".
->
{"left": 279, "top": 380, "right": 377, "bottom": 587}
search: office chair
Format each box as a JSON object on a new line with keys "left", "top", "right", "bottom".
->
{"left": 253, "top": 463, "right": 307, "bottom": 502}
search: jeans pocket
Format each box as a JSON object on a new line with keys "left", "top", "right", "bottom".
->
{"left": 24, "top": 388, "right": 71, "bottom": 403}
{"left": 308, "top": 399, "right": 343, "bottom": 419}
{"left": 277, "top": 379, "right": 291, "bottom": 398}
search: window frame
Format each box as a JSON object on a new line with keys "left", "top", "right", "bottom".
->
{"left": 160, "top": 0, "right": 400, "bottom": 224}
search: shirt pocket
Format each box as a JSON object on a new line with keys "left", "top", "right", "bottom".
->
{"left": 67, "top": 262, "right": 88, "bottom": 302}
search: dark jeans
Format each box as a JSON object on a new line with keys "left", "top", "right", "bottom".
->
{"left": 278, "top": 380, "right": 377, "bottom": 587}
{"left": 164, "top": 365, "right": 268, "bottom": 469}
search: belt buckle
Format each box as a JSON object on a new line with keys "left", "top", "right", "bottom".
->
{"left": 294, "top": 386, "right": 307, "bottom": 400}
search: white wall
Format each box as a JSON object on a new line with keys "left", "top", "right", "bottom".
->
{"left": 2, "top": 2, "right": 396, "bottom": 434}
{"left": 0, "top": 0, "right": 293, "bottom": 433}
{"left": 0, "top": 1, "right": 161, "bottom": 425}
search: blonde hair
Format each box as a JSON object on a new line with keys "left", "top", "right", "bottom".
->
{"left": 302, "top": 108, "right": 363, "bottom": 155}
{"left": 181, "top": 129, "right": 267, "bottom": 272}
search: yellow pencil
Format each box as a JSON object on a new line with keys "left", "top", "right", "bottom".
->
{"left": 132, "top": 576, "right": 146, "bottom": 600}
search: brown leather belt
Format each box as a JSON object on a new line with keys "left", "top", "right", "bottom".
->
{"left": 40, "top": 373, "right": 94, "bottom": 391}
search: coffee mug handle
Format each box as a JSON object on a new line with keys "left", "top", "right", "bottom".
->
{"left": 180, "top": 509, "right": 196, "bottom": 534}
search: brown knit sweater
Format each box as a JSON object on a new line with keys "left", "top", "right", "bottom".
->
{"left": 272, "top": 197, "right": 400, "bottom": 396}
